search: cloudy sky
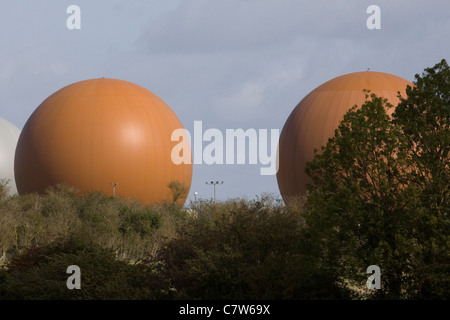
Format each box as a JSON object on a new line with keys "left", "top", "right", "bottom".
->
{"left": 1, "top": 0, "right": 449, "bottom": 202}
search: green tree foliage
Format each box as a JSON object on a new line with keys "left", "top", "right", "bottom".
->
{"left": 0, "top": 184, "right": 168, "bottom": 262}
{"left": 392, "top": 59, "right": 450, "bottom": 298}
{"left": 167, "top": 180, "right": 188, "bottom": 206}
{"left": 0, "top": 235, "right": 159, "bottom": 300}
{"left": 1, "top": 195, "right": 334, "bottom": 300}
{"left": 304, "top": 60, "right": 450, "bottom": 299}
{"left": 0, "top": 181, "right": 17, "bottom": 260}
{"left": 0, "top": 179, "right": 10, "bottom": 203}
{"left": 153, "top": 195, "right": 350, "bottom": 299}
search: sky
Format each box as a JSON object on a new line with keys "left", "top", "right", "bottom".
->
{"left": 0, "top": 0, "right": 449, "bottom": 203}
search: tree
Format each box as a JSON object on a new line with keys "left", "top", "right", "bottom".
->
{"left": 0, "top": 180, "right": 12, "bottom": 260}
{"left": 305, "top": 92, "right": 412, "bottom": 298}
{"left": 154, "top": 196, "right": 350, "bottom": 299}
{"left": 0, "top": 235, "right": 156, "bottom": 300}
{"left": 0, "top": 179, "right": 10, "bottom": 203}
{"left": 392, "top": 59, "right": 450, "bottom": 298}
{"left": 304, "top": 60, "right": 449, "bottom": 299}
{"left": 167, "top": 181, "right": 188, "bottom": 206}
{"left": 0, "top": 199, "right": 18, "bottom": 261}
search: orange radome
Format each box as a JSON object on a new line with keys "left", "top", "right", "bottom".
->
{"left": 14, "top": 78, "right": 192, "bottom": 205}
{"left": 276, "top": 71, "right": 413, "bottom": 201}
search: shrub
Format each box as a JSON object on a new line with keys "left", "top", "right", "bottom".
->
{"left": 0, "top": 235, "right": 159, "bottom": 300}
{"left": 153, "top": 195, "right": 350, "bottom": 299}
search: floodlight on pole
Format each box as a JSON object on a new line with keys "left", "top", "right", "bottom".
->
{"left": 110, "top": 182, "right": 118, "bottom": 197}
{"left": 194, "top": 191, "right": 198, "bottom": 201}
{"left": 205, "top": 180, "right": 223, "bottom": 202}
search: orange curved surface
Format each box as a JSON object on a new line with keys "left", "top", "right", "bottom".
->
{"left": 15, "top": 78, "right": 192, "bottom": 205}
{"left": 277, "top": 71, "right": 412, "bottom": 200}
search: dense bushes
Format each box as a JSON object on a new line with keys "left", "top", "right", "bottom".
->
{"left": 154, "top": 196, "right": 349, "bottom": 299}
{"left": 0, "top": 183, "right": 178, "bottom": 262}
{"left": 0, "top": 183, "right": 448, "bottom": 299}
{"left": 0, "top": 187, "right": 354, "bottom": 300}
{"left": 0, "top": 183, "right": 183, "bottom": 300}
{"left": 0, "top": 236, "right": 152, "bottom": 300}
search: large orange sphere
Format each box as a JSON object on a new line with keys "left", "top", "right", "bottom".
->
{"left": 277, "top": 71, "right": 412, "bottom": 200}
{"left": 15, "top": 78, "right": 192, "bottom": 205}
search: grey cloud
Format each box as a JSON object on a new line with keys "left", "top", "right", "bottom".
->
{"left": 137, "top": 0, "right": 371, "bottom": 54}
